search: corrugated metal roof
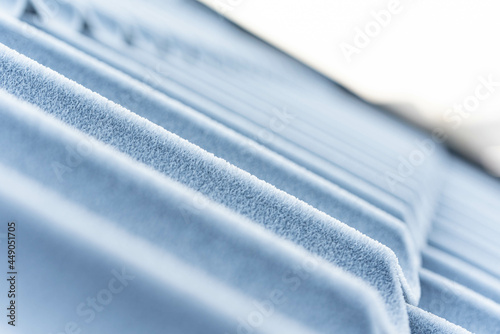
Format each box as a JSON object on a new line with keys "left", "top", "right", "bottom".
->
{"left": 0, "top": 1, "right": 499, "bottom": 333}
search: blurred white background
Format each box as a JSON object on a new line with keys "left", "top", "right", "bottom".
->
{"left": 200, "top": 0, "right": 500, "bottom": 175}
